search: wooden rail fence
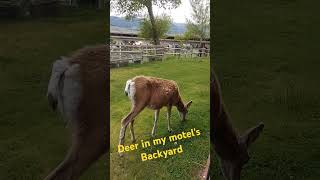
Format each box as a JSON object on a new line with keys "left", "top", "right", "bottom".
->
{"left": 110, "top": 44, "right": 210, "bottom": 68}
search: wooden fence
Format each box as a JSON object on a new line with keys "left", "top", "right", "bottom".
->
{"left": 110, "top": 44, "right": 210, "bottom": 68}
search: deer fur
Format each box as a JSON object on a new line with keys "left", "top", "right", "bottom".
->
{"left": 45, "top": 45, "right": 108, "bottom": 180}
{"left": 119, "top": 76, "right": 192, "bottom": 153}
{"left": 211, "top": 69, "right": 264, "bottom": 180}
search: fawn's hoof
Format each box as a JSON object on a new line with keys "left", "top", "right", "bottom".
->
{"left": 168, "top": 129, "right": 173, "bottom": 133}
{"left": 131, "top": 139, "right": 136, "bottom": 143}
{"left": 119, "top": 152, "right": 124, "bottom": 157}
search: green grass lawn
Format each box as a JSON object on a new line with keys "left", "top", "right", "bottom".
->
{"left": 110, "top": 58, "right": 210, "bottom": 179}
{"left": 0, "top": 9, "right": 107, "bottom": 179}
{"left": 212, "top": 0, "right": 320, "bottom": 179}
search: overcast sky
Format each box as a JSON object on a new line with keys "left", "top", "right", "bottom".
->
{"left": 110, "top": 0, "right": 192, "bottom": 23}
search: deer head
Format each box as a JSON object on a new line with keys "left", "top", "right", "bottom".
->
{"left": 178, "top": 100, "right": 193, "bottom": 121}
{"left": 219, "top": 123, "right": 264, "bottom": 180}
{"left": 211, "top": 70, "right": 264, "bottom": 180}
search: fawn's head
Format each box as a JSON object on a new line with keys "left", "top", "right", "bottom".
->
{"left": 178, "top": 100, "right": 193, "bottom": 121}
{"left": 220, "top": 122, "right": 264, "bottom": 180}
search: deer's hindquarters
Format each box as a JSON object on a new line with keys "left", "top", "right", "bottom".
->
{"left": 47, "top": 58, "right": 82, "bottom": 123}
{"left": 45, "top": 45, "right": 108, "bottom": 180}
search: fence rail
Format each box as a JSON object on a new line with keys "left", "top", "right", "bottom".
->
{"left": 110, "top": 44, "right": 210, "bottom": 67}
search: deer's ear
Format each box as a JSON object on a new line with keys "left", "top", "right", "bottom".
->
{"left": 185, "top": 100, "right": 193, "bottom": 109}
{"left": 240, "top": 122, "right": 264, "bottom": 148}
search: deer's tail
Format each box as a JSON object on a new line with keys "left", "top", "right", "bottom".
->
{"left": 47, "top": 57, "right": 69, "bottom": 112}
{"left": 124, "top": 79, "right": 135, "bottom": 99}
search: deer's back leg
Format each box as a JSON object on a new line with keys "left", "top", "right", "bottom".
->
{"left": 129, "top": 119, "right": 136, "bottom": 143}
{"left": 44, "top": 124, "right": 106, "bottom": 180}
{"left": 119, "top": 104, "right": 145, "bottom": 148}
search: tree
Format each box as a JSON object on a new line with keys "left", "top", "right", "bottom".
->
{"left": 184, "top": 0, "right": 210, "bottom": 41}
{"left": 111, "top": 0, "right": 181, "bottom": 45}
{"left": 139, "top": 15, "right": 172, "bottom": 40}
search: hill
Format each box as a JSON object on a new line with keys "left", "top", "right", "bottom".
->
{"left": 110, "top": 16, "right": 186, "bottom": 35}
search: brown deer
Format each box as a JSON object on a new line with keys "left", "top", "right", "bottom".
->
{"left": 45, "top": 45, "right": 108, "bottom": 180}
{"left": 119, "top": 76, "right": 192, "bottom": 152}
{"left": 211, "top": 70, "right": 264, "bottom": 180}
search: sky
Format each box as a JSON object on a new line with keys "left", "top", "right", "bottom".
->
{"left": 110, "top": 0, "right": 192, "bottom": 24}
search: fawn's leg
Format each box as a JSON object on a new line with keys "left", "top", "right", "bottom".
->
{"left": 129, "top": 119, "right": 136, "bottom": 143}
{"left": 119, "top": 104, "right": 145, "bottom": 154}
{"left": 44, "top": 124, "right": 106, "bottom": 180}
{"left": 151, "top": 109, "right": 160, "bottom": 137}
{"left": 167, "top": 105, "right": 172, "bottom": 133}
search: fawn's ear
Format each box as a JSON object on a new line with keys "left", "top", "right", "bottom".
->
{"left": 240, "top": 122, "right": 264, "bottom": 148}
{"left": 185, "top": 100, "right": 193, "bottom": 109}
